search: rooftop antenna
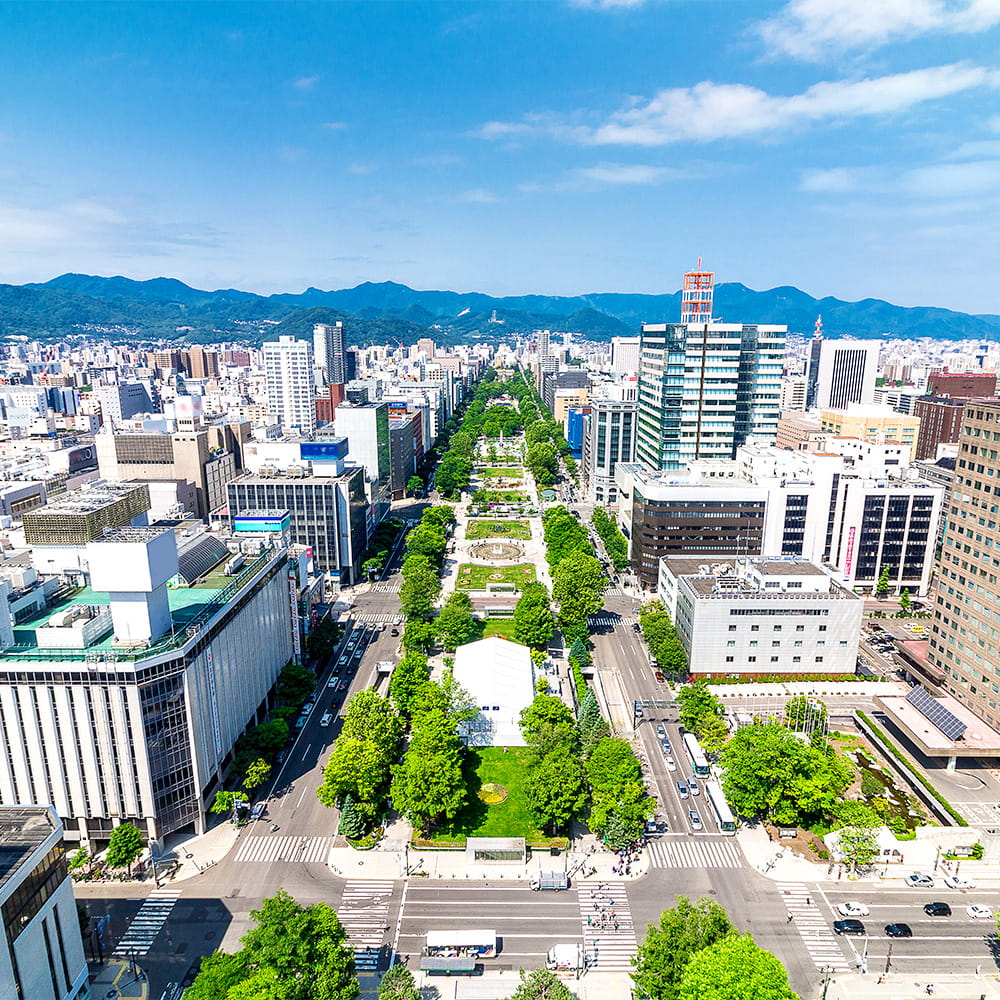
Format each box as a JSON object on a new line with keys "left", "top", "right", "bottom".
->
{"left": 681, "top": 258, "right": 714, "bottom": 326}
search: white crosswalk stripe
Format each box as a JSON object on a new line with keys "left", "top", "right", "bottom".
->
{"left": 587, "top": 614, "right": 637, "bottom": 628}
{"left": 233, "top": 835, "right": 331, "bottom": 864}
{"left": 369, "top": 582, "right": 401, "bottom": 593}
{"left": 353, "top": 613, "right": 399, "bottom": 624}
{"left": 113, "top": 888, "right": 181, "bottom": 957}
{"left": 337, "top": 880, "right": 395, "bottom": 949}
{"left": 645, "top": 837, "right": 743, "bottom": 869}
{"left": 602, "top": 586, "right": 627, "bottom": 598}
{"left": 576, "top": 881, "right": 637, "bottom": 972}
{"left": 777, "top": 882, "right": 851, "bottom": 973}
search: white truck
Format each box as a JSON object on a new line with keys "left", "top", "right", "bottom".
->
{"left": 545, "top": 943, "right": 584, "bottom": 974}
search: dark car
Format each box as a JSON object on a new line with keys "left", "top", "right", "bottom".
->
{"left": 885, "top": 923, "right": 913, "bottom": 938}
{"left": 923, "top": 902, "right": 951, "bottom": 917}
{"left": 390, "top": 628, "right": 399, "bottom": 636}
{"left": 833, "top": 919, "right": 866, "bottom": 936}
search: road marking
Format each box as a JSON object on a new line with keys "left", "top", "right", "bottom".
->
{"left": 777, "top": 882, "right": 851, "bottom": 973}
{"left": 576, "top": 881, "right": 637, "bottom": 972}
{"left": 369, "top": 582, "right": 401, "bottom": 593}
{"left": 233, "top": 835, "right": 330, "bottom": 864}
{"left": 338, "top": 880, "right": 395, "bottom": 949}
{"left": 113, "top": 888, "right": 181, "bottom": 957}
{"left": 645, "top": 838, "right": 742, "bottom": 869}
{"left": 354, "top": 613, "right": 400, "bottom": 624}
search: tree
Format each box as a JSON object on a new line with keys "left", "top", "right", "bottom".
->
{"left": 69, "top": 845, "right": 90, "bottom": 872}
{"left": 405, "top": 524, "right": 447, "bottom": 566}
{"left": 720, "top": 722, "right": 851, "bottom": 826}
{"left": 899, "top": 587, "right": 912, "bottom": 614}
{"left": 526, "top": 441, "right": 559, "bottom": 485}
{"left": 391, "top": 709, "right": 467, "bottom": 833}
{"left": 362, "top": 556, "right": 383, "bottom": 580}
{"left": 578, "top": 688, "right": 610, "bottom": 754}
{"left": 512, "top": 584, "right": 556, "bottom": 648}
{"left": 831, "top": 800, "right": 882, "bottom": 872}
{"left": 211, "top": 790, "right": 249, "bottom": 815}
{"left": 631, "top": 896, "right": 735, "bottom": 1000}
{"left": 784, "top": 695, "right": 828, "bottom": 735}
{"left": 105, "top": 823, "right": 145, "bottom": 872}
{"left": 568, "top": 637, "right": 590, "bottom": 667}
{"left": 875, "top": 564, "right": 892, "bottom": 598}
{"left": 436, "top": 591, "right": 480, "bottom": 651}
{"left": 389, "top": 650, "right": 431, "bottom": 718}
{"left": 552, "top": 550, "right": 605, "bottom": 609}
{"left": 505, "top": 968, "right": 577, "bottom": 1000}
{"left": 337, "top": 795, "right": 365, "bottom": 840}
{"left": 520, "top": 694, "right": 578, "bottom": 756}
{"left": 677, "top": 934, "right": 798, "bottom": 1000}
{"left": 402, "top": 617, "right": 436, "bottom": 652}
{"left": 524, "top": 745, "right": 588, "bottom": 834}
{"left": 187, "top": 890, "right": 359, "bottom": 1000}
{"left": 243, "top": 758, "right": 273, "bottom": 795}
{"left": 676, "top": 682, "right": 724, "bottom": 735}
{"left": 378, "top": 963, "right": 421, "bottom": 1000}
{"left": 276, "top": 662, "right": 316, "bottom": 706}
{"left": 340, "top": 691, "right": 403, "bottom": 749}
{"left": 697, "top": 713, "right": 730, "bottom": 754}
{"left": 317, "top": 738, "right": 391, "bottom": 820}
{"left": 399, "top": 554, "right": 440, "bottom": 620}
{"left": 406, "top": 475, "right": 423, "bottom": 495}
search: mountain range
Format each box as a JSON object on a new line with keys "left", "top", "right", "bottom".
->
{"left": 0, "top": 272, "right": 996, "bottom": 345}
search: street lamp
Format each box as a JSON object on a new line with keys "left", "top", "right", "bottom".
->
{"left": 821, "top": 965, "right": 833, "bottom": 1000}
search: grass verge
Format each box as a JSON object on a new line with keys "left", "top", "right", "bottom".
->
{"left": 465, "top": 519, "right": 531, "bottom": 540}
{"left": 455, "top": 563, "right": 536, "bottom": 590}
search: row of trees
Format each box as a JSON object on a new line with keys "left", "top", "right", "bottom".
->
{"left": 632, "top": 896, "right": 798, "bottom": 1000}
{"left": 637, "top": 600, "right": 688, "bottom": 678}
{"left": 512, "top": 581, "right": 556, "bottom": 649}
{"left": 676, "top": 681, "right": 728, "bottom": 753}
{"left": 591, "top": 507, "right": 629, "bottom": 572}
{"left": 524, "top": 440, "right": 559, "bottom": 485}
{"left": 542, "top": 506, "right": 605, "bottom": 645}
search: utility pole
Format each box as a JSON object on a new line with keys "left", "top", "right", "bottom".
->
{"left": 883, "top": 942, "right": 893, "bottom": 977}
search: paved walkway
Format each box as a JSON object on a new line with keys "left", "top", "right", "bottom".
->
{"left": 91, "top": 958, "right": 149, "bottom": 1000}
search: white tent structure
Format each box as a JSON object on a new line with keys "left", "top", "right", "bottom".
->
{"left": 452, "top": 636, "right": 535, "bottom": 746}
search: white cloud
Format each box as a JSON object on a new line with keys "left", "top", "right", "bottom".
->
{"left": 570, "top": 162, "right": 679, "bottom": 185}
{"left": 570, "top": 0, "right": 650, "bottom": 8}
{"left": 320, "top": 121, "right": 349, "bottom": 131}
{"left": 477, "top": 63, "right": 997, "bottom": 147}
{"left": 758, "top": 0, "right": 1000, "bottom": 61}
{"left": 292, "top": 74, "right": 320, "bottom": 91}
{"left": 799, "top": 166, "right": 866, "bottom": 191}
{"left": 901, "top": 159, "right": 1000, "bottom": 196}
{"left": 946, "top": 139, "right": 1000, "bottom": 158}
{"left": 457, "top": 188, "right": 499, "bottom": 203}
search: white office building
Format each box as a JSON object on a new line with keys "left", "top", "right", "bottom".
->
{"left": 0, "top": 529, "right": 295, "bottom": 845}
{"left": 313, "top": 321, "right": 346, "bottom": 386}
{"left": 263, "top": 335, "right": 315, "bottom": 435}
{"left": 610, "top": 336, "right": 640, "bottom": 374}
{"left": 808, "top": 339, "right": 881, "bottom": 410}
{"left": 0, "top": 806, "right": 88, "bottom": 1000}
{"left": 581, "top": 397, "right": 638, "bottom": 506}
{"left": 660, "top": 557, "right": 863, "bottom": 678}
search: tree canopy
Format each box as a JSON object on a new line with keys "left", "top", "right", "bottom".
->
{"left": 631, "top": 896, "right": 735, "bottom": 1000}
{"left": 677, "top": 934, "right": 798, "bottom": 1000}
{"left": 504, "top": 968, "right": 578, "bottom": 1000}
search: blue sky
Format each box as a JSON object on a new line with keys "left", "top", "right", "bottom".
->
{"left": 1, "top": 1, "right": 999, "bottom": 312}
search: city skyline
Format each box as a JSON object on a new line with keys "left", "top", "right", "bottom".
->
{"left": 1, "top": 1, "right": 999, "bottom": 313}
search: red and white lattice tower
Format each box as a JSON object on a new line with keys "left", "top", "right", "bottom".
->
{"left": 681, "top": 257, "right": 714, "bottom": 326}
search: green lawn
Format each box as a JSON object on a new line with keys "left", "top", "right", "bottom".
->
{"left": 480, "top": 618, "right": 521, "bottom": 641}
{"left": 474, "top": 490, "right": 529, "bottom": 504}
{"left": 455, "top": 563, "right": 536, "bottom": 590}
{"left": 465, "top": 519, "right": 531, "bottom": 540}
{"left": 478, "top": 467, "right": 525, "bottom": 479}
{"left": 418, "top": 747, "right": 568, "bottom": 849}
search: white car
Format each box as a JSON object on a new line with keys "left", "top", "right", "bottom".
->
{"left": 320, "top": 712, "right": 333, "bottom": 727}
{"left": 664, "top": 756, "right": 677, "bottom": 772}
{"left": 837, "top": 902, "right": 870, "bottom": 917}
{"left": 943, "top": 874, "right": 976, "bottom": 889}
{"left": 904, "top": 873, "right": 934, "bottom": 888}
{"left": 966, "top": 905, "right": 993, "bottom": 920}
{"left": 327, "top": 676, "right": 339, "bottom": 688}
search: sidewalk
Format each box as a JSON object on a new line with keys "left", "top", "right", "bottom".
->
{"left": 409, "top": 967, "right": 634, "bottom": 999}
{"left": 825, "top": 972, "right": 1000, "bottom": 1000}
{"left": 91, "top": 958, "right": 148, "bottom": 1000}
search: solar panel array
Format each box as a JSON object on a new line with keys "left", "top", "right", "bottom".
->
{"left": 906, "top": 686, "right": 967, "bottom": 741}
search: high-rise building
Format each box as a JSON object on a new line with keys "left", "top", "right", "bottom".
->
{"left": 96, "top": 382, "right": 154, "bottom": 428}
{"left": 313, "top": 322, "right": 346, "bottom": 386}
{"left": 804, "top": 316, "right": 824, "bottom": 409}
{"left": 635, "top": 323, "right": 785, "bottom": 471}
{"left": 581, "top": 398, "right": 638, "bottom": 506}
{"left": 927, "top": 401, "right": 1000, "bottom": 733}
{"left": 610, "top": 336, "right": 641, "bottom": 374}
{"left": 927, "top": 372, "right": 997, "bottom": 398}
{"left": 333, "top": 403, "right": 392, "bottom": 524}
{"left": 263, "top": 335, "right": 315, "bottom": 435}
{"left": 914, "top": 396, "right": 967, "bottom": 460}
{"left": 0, "top": 806, "right": 88, "bottom": 1000}
{"left": 180, "top": 346, "right": 220, "bottom": 380}
{"left": 808, "top": 339, "right": 881, "bottom": 410}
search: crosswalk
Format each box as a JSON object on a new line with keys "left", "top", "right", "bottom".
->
{"left": 777, "top": 882, "right": 851, "bottom": 974}
{"left": 353, "top": 613, "right": 399, "bottom": 624}
{"left": 645, "top": 837, "right": 743, "bottom": 869}
{"left": 602, "top": 586, "right": 628, "bottom": 598}
{"left": 587, "top": 614, "right": 637, "bottom": 628}
{"left": 337, "top": 880, "right": 395, "bottom": 949}
{"left": 233, "top": 835, "right": 330, "bottom": 864}
{"left": 369, "top": 582, "right": 400, "bottom": 594}
{"left": 113, "top": 888, "right": 180, "bottom": 957}
{"left": 576, "top": 880, "right": 638, "bottom": 972}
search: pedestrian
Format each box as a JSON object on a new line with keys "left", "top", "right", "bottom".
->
{"left": 787, "top": 912, "right": 794, "bottom": 923}
{"left": 805, "top": 895, "right": 810, "bottom": 905}
{"left": 593, "top": 902, "right": 598, "bottom": 911}
{"left": 587, "top": 916, "right": 591, "bottom": 926}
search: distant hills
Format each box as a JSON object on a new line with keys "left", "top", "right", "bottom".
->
{"left": 0, "top": 272, "right": 996, "bottom": 345}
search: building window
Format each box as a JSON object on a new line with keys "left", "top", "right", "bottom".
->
{"left": 815, "top": 656, "right": 824, "bottom": 662}
{"left": 770, "top": 656, "right": 779, "bottom": 663}
{"left": 725, "top": 656, "right": 734, "bottom": 663}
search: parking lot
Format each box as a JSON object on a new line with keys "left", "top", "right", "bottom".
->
{"left": 817, "top": 884, "right": 1000, "bottom": 974}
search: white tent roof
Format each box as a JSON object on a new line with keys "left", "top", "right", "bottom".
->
{"left": 452, "top": 636, "right": 535, "bottom": 746}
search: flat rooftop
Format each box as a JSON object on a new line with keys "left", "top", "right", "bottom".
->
{"left": 0, "top": 806, "right": 56, "bottom": 892}
{"left": 753, "top": 560, "right": 826, "bottom": 577}
{"left": 684, "top": 576, "right": 854, "bottom": 600}
{"left": 3, "top": 546, "right": 277, "bottom": 662}
{"left": 23, "top": 481, "right": 145, "bottom": 516}
{"left": 875, "top": 691, "right": 1000, "bottom": 756}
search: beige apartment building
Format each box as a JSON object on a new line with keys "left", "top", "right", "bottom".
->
{"left": 819, "top": 404, "right": 919, "bottom": 458}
